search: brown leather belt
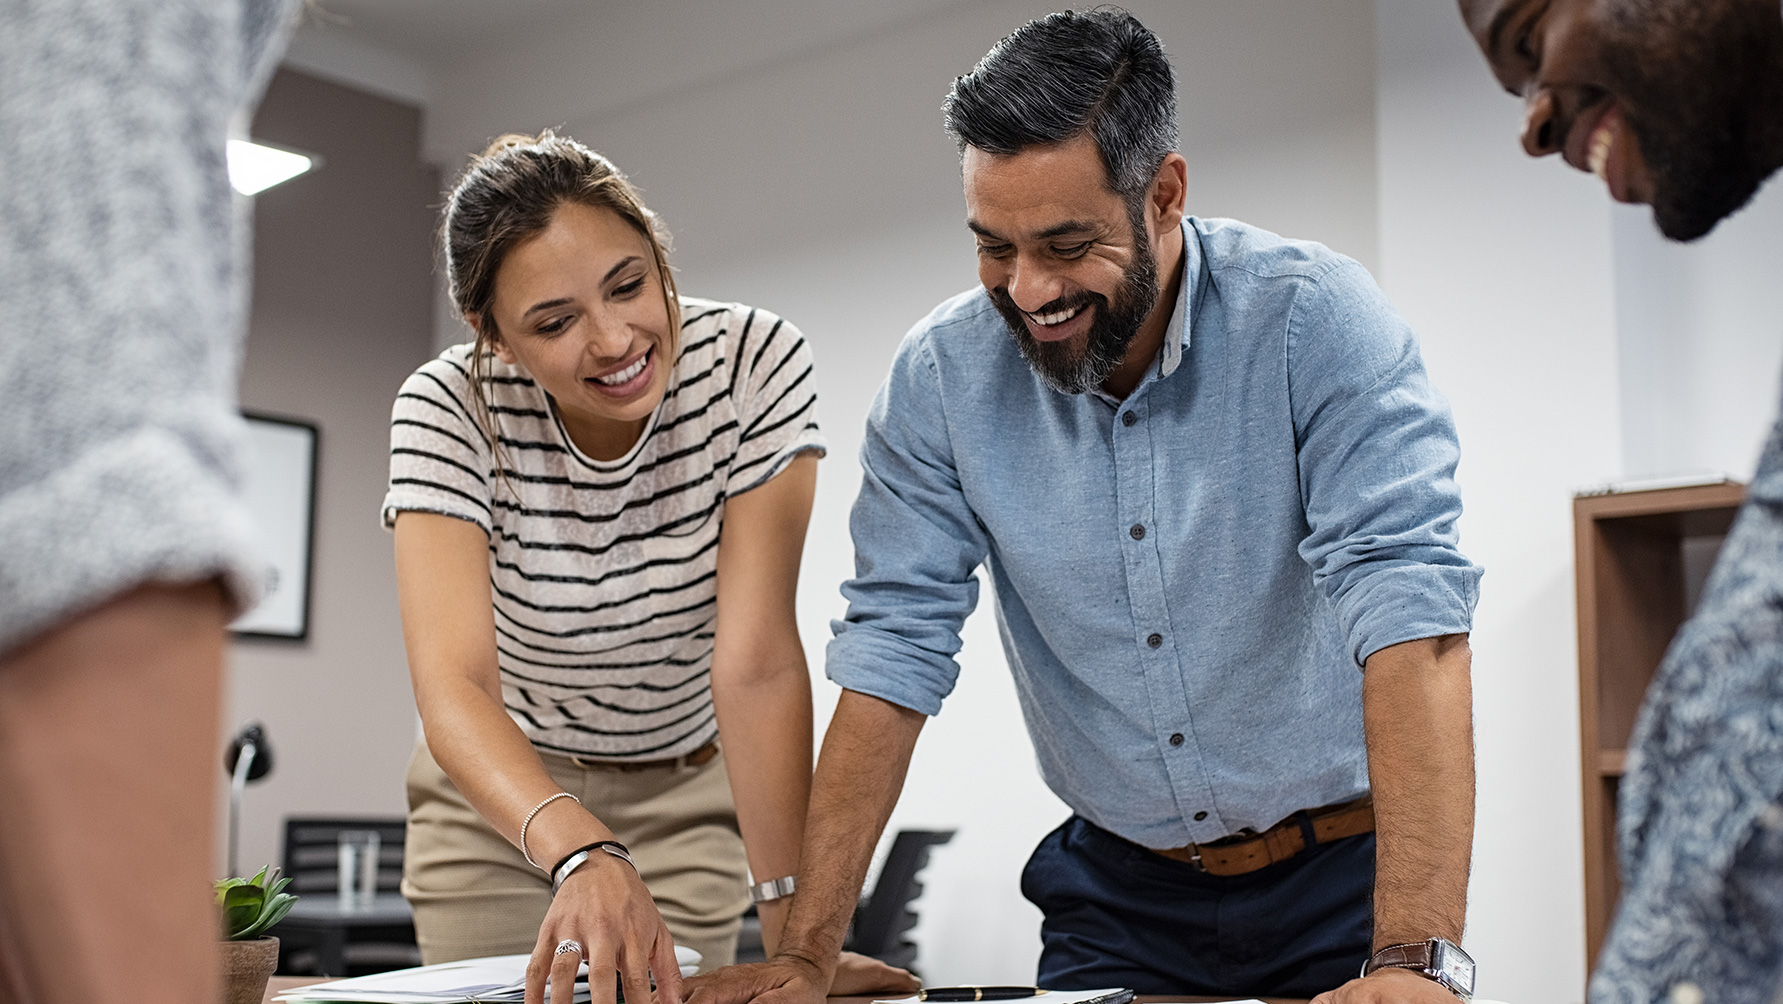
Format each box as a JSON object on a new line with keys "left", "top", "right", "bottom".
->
{"left": 1151, "top": 795, "right": 1375, "bottom": 876}
{"left": 560, "top": 740, "right": 719, "bottom": 773}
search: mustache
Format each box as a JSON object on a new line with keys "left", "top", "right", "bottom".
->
{"left": 989, "top": 287, "right": 1105, "bottom": 319}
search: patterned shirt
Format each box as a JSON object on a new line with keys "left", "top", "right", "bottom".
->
{"left": 383, "top": 298, "right": 824, "bottom": 759}
{"left": 1592, "top": 392, "right": 1783, "bottom": 1004}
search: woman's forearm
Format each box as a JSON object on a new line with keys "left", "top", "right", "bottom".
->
{"left": 710, "top": 654, "right": 813, "bottom": 954}
{"left": 396, "top": 512, "right": 613, "bottom": 873}
{"left": 707, "top": 454, "right": 821, "bottom": 954}
{"left": 417, "top": 673, "right": 614, "bottom": 873}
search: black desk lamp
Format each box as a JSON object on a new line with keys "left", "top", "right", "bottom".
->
{"left": 223, "top": 722, "right": 275, "bottom": 877}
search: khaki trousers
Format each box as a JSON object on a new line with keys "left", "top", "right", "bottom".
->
{"left": 401, "top": 740, "right": 749, "bottom": 973}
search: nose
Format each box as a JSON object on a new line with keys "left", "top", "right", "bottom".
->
{"left": 582, "top": 310, "right": 635, "bottom": 360}
{"left": 1521, "top": 89, "right": 1561, "bottom": 157}
{"left": 1006, "top": 255, "right": 1064, "bottom": 313}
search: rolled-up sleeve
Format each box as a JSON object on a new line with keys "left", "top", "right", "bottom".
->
{"left": 826, "top": 332, "right": 990, "bottom": 716}
{"left": 1288, "top": 261, "right": 1482, "bottom": 666}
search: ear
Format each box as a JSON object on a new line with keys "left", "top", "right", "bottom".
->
{"left": 1148, "top": 152, "right": 1188, "bottom": 236}
{"left": 466, "top": 313, "right": 517, "bottom": 366}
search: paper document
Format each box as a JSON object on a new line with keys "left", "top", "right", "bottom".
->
{"left": 275, "top": 947, "right": 701, "bottom": 1003}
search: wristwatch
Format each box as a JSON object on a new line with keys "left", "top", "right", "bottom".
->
{"left": 1364, "top": 937, "right": 1475, "bottom": 1000}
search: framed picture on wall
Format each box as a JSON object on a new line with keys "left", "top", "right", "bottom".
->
{"left": 230, "top": 413, "right": 320, "bottom": 640}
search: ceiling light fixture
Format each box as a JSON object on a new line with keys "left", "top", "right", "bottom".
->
{"left": 227, "top": 139, "right": 320, "bottom": 196}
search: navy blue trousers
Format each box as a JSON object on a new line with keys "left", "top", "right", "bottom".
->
{"left": 1021, "top": 816, "right": 1374, "bottom": 998}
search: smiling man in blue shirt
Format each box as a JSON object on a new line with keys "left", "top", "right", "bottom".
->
{"left": 690, "top": 11, "right": 1481, "bottom": 1004}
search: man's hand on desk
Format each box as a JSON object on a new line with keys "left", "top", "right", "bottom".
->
{"left": 1311, "top": 967, "right": 1462, "bottom": 1004}
{"left": 682, "top": 951, "right": 918, "bottom": 1004}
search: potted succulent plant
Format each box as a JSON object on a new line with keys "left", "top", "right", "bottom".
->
{"left": 216, "top": 865, "right": 298, "bottom": 1004}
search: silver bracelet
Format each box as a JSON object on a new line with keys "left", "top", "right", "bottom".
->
{"left": 518, "top": 791, "right": 580, "bottom": 869}
{"left": 552, "top": 843, "right": 636, "bottom": 894}
{"left": 749, "top": 875, "right": 797, "bottom": 903}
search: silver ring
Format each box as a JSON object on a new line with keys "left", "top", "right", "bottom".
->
{"left": 555, "top": 938, "right": 583, "bottom": 957}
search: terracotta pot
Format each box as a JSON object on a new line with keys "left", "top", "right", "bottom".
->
{"left": 219, "top": 936, "right": 280, "bottom": 1004}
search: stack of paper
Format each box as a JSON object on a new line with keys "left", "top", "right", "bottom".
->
{"left": 275, "top": 948, "right": 701, "bottom": 1004}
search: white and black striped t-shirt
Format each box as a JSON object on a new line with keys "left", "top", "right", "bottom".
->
{"left": 382, "top": 297, "right": 825, "bottom": 759}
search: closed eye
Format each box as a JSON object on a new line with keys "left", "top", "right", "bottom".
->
{"left": 1053, "top": 242, "right": 1092, "bottom": 258}
{"left": 612, "top": 278, "right": 645, "bottom": 298}
{"left": 537, "top": 314, "right": 575, "bottom": 335}
{"left": 1515, "top": 24, "right": 1537, "bottom": 66}
{"left": 977, "top": 242, "right": 1013, "bottom": 258}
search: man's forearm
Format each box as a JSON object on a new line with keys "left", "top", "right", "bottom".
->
{"left": 775, "top": 689, "right": 926, "bottom": 973}
{"left": 1361, "top": 634, "right": 1475, "bottom": 948}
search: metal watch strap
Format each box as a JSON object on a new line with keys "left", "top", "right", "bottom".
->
{"left": 749, "top": 875, "right": 797, "bottom": 903}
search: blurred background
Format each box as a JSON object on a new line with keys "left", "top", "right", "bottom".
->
{"left": 220, "top": 1, "right": 1783, "bottom": 1000}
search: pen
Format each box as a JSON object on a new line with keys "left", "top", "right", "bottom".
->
{"left": 917, "top": 988, "right": 1047, "bottom": 1001}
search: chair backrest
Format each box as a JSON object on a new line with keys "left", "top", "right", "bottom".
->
{"left": 281, "top": 817, "right": 407, "bottom": 896}
{"left": 846, "top": 829, "right": 955, "bottom": 975}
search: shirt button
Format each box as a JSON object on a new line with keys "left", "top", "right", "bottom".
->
{"left": 1147, "top": 633, "right": 1163, "bottom": 648}
{"left": 1129, "top": 524, "right": 1146, "bottom": 540}
{"left": 1194, "top": 810, "right": 1208, "bottom": 821}
{"left": 1169, "top": 732, "right": 1185, "bottom": 746}
{"left": 1121, "top": 412, "right": 1137, "bottom": 427}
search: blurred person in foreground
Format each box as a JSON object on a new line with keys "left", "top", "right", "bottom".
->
{"left": 0, "top": 0, "right": 295, "bottom": 1001}
{"left": 690, "top": 10, "right": 1482, "bottom": 1004}
{"left": 1458, "top": 0, "right": 1783, "bottom": 1001}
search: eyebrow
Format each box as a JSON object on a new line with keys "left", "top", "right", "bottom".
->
{"left": 966, "top": 218, "right": 1101, "bottom": 241}
{"left": 603, "top": 255, "right": 643, "bottom": 284}
{"left": 520, "top": 256, "right": 644, "bottom": 317}
{"left": 522, "top": 297, "right": 572, "bottom": 318}
{"left": 1485, "top": 1, "right": 1522, "bottom": 64}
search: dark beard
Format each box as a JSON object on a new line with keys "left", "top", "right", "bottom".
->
{"left": 987, "top": 232, "right": 1159, "bottom": 395}
{"left": 1602, "top": 0, "right": 1783, "bottom": 241}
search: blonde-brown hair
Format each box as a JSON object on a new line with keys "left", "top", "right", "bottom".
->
{"left": 442, "top": 130, "right": 680, "bottom": 491}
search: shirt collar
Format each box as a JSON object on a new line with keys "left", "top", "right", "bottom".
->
{"left": 1092, "top": 218, "right": 1197, "bottom": 406}
{"left": 1158, "top": 223, "right": 1193, "bottom": 380}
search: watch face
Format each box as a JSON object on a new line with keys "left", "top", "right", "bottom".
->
{"left": 1433, "top": 941, "right": 1476, "bottom": 993}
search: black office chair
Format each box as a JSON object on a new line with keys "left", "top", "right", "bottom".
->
{"left": 282, "top": 816, "right": 407, "bottom": 896}
{"left": 735, "top": 829, "right": 955, "bottom": 978}
{"left": 273, "top": 816, "right": 421, "bottom": 976}
{"left": 845, "top": 829, "right": 955, "bottom": 974}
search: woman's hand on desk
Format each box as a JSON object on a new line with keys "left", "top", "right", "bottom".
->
{"left": 524, "top": 854, "right": 682, "bottom": 1004}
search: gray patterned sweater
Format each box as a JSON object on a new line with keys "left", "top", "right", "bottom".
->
{"left": 1592, "top": 396, "right": 1783, "bottom": 1003}
{"left": 0, "top": 0, "right": 295, "bottom": 654}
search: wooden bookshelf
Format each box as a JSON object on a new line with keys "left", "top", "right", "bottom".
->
{"left": 1573, "top": 480, "right": 1744, "bottom": 971}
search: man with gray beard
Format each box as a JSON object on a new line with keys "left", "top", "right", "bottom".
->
{"left": 692, "top": 10, "right": 1482, "bottom": 1004}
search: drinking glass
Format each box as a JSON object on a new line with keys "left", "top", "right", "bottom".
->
{"left": 337, "top": 830, "right": 380, "bottom": 910}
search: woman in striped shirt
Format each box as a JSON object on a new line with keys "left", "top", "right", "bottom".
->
{"left": 383, "top": 132, "right": 912, "bottom": 1003}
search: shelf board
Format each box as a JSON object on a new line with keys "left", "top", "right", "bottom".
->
{"left": 1599, "top": 749, "right": 1627, "bottom": 777}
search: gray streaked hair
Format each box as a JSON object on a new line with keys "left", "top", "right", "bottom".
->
{"left": 943, "top": 8, "right": 1179, "bottom": 205}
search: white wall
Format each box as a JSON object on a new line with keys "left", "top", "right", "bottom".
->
{"left": 1613, "top": 181, "right": 1783, "bottom": 482}
{"left": 1377, "top": 3, "right": 1626, "bottom": 1001}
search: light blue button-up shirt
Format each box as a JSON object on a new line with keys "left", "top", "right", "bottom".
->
{"left": 827, "top": 217, "right": 1481, "bottom": 850}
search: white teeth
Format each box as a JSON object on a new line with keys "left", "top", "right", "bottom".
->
{"left": 1029, "top": 304, "right": 1084, "bottom": 327}
{"left": 1588, "top": 121, "right": 1613, "bottom": 181}
{"left": 594, "top": 351, "right": 648, "bottom": 386}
